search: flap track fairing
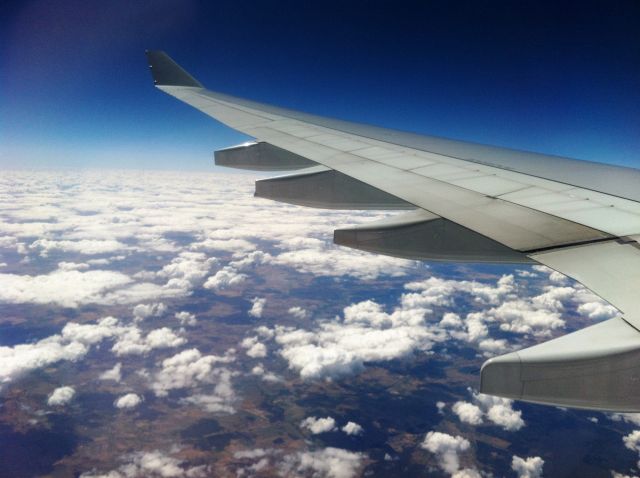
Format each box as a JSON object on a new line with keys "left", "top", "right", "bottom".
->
{"left": 481, "top": 316, "right": 640, "bottom": 412}
{"left": 334, "top": 210, "right": 533, "bottom": 263}
{"left": 215, "top": 141, "right": 317, "bottom": 171}
{"left": 255, "top": 167, "right": 413, "bottom": 210}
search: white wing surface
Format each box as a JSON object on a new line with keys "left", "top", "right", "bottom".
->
{"left": 146, "top": 51, "right": 640, "bottom": 411}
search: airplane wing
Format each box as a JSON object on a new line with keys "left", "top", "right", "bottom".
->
{"left": 145, "top": 50, "right": 640, "bottom": 412}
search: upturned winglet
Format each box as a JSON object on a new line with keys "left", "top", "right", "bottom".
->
{"left": 145, "top": 50, "right": 203, "bottom": 88}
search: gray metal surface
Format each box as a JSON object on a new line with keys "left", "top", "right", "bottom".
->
{"left": 334, "top": 210, "right": 533, "bottom": 263}
{"left": 255, "top": 166, "right": 413, "bottom": 210}
{"left": 481, "top": 317, "right": 640, "bottom": 411}
{"left": 215, "top": 142, "right": 317, "bottom": 171}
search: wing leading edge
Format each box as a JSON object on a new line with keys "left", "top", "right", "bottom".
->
{"left": 146, "top": 50, "right": 640, "bottom": 412}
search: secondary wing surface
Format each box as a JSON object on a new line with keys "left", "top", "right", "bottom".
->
{"left": 146, "top": 50, "right": 640, "bottom": 412}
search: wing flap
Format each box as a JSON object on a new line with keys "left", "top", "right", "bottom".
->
{"left": 334, "top": 210, "right": 533, "bottom": 263}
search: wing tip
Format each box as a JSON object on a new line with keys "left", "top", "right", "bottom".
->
{"left": 145, "top": 50, "right": 203, "bottom": 88}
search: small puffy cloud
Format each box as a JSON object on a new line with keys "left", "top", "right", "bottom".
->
{"left": 279, "top": 447, "right": 365, "bottom": 478}
{"left": 99, "top": 363, "right": 122, "bottom": 382}
{"left": 203, "top": 267, "right": 247, "bottom": 291}
{"left": 146, "top": 328, "right": 186, "bottom": 349}
{"left": 241, "top": 336, "right": 267, "bottom": 358}
{"left": 512, "top": 455, "right": 545, "bottom": 478}
{"left": 80, "top": 449, "right": 207, "bottom": 478}
{"left": 229, "top": 250, "right": 272, "bottom": 270}
{"left": 288, "top": 306, "right": 308, "bottom": 320}
{"left": 152, "top": 348, "right": 232, "bottom": 396}
{"left": 623, "top": 430, "right": 640, "bottom": 456}
{"left": 421, "top": 431, "right": 470, "bottom": 475}
{"left": 133, "top": 302, "right": 167, "bottom": 321}
{"left": 440, "top": 312, "right": 463, "bottom": 328}
{"left": 301, "top": 416, "right": 337, "bottom": 434}
{"left": 249, "top": 297, "right": 266, "bottom": 318}
{"left": 477, "top": 338, "right": 509, "bottom": 355}
{"left": 474, "top": 392, "right": 525, "bottom": 431}
{"left": 251, "top": 363, "right": 281, "bottom": 382}
{"left": 577, "top": 301, "right": 619, "bottom": 321}
{"left": 174, "top": 311, "right": 197, "bottom": 326}
{"left": 47, "top": 386, "right": 76, "bottom": 406}
{"left": 152, "top": 349, "right": 237, "bottom": 413}
{"left": 157, "top": 251, "right": 217, "bottom": 287}
{"left": 61, "top": 316, "right": 125, "bottom": 345}
{"left": 451, "top": 390, "right": 525, "bottom": 432}
{"left": 111, "top": 327, "right": 185, "bottom": 356}
{"left": 115, "top": 393, "right": 142, "bottom": 409}
{"left": 452, "top": 401, "right": 484, "bottom": 426}
{"left": 341, "top": 421, "right": 363, "bottom": 436}
{"left": 180, "top": 371, "right": 236, "bottom": 413}
{"left": 548, "top": 270, "right": 567, "bottom": 284}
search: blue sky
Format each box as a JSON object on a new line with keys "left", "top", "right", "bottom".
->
{"left": 1, "top": 0, "right": 639, "bottom": 170}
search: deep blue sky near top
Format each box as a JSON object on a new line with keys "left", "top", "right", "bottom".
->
{"left": 1, "top": 0, "right": 639, "bottom": 170}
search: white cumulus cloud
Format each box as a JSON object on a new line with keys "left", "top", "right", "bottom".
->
{"left": 512, "top": 455, "right": 545, "bottom": 478}
{"left": 241, "top": 336, "right": 267, "bottom": 358}
{"left": 452, "top": 401, "right": 484, "bottom": 425}
{"left": 249, "top": 297, "right": 266, "bottom": 318}
{"left": 341, "top": 421, "right": 363, "bottom": 436}
{"left": 174, "top": 311, "right": 197, "bottom": 326}
{"left": 300, "top": 416, "right": 337, "bottom": 434}
{"left": 115, "top": 393, "right": 142, "bottom": 409}
{"left": 99, "top": 363, "right": 122, "bottom": 382}
{"left": 48, "top": 386, "right": 76, "bottom": 406}
{"left": 421, "top": 431, "right": 471, "bottom": 475}
{"left": 279, "top": 447, "right": 366, "bottom": 478}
